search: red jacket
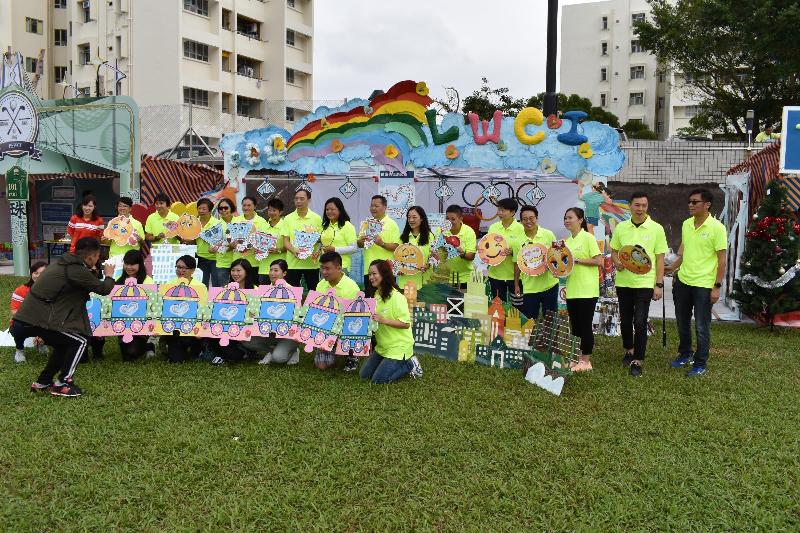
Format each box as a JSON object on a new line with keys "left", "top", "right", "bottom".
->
{"left": 67, "top": 215, "right": 104, "bottom": 252}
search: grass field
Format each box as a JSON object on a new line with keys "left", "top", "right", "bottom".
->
{"left": 1, "top": 274, "right": 799, "bottom": 530}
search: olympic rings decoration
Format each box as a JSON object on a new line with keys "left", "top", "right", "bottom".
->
{"left": 461, "top": 180, "right": 547, "bottom": 210}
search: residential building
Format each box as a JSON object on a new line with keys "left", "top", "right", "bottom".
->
{"left": 559, "top": 0, "right": 703, "bottom": 139}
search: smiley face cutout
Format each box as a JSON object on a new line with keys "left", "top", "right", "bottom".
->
{"left": 618, "top": 244, "right": 652, "bottom": 275}
{"left": 477, "top": 233, "right": 509, "bottom": 266}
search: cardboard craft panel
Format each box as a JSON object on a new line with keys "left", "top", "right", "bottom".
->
{"left": 294, "top": 289, "right": 342, "bottom": 353}
{"left": 359, "top": 218, "right": 383, "bottom": 249}
{"left": 103, "top": 215, "right": 138, "bottom": 246}
{"left": 199, "top": 223, "right": 225, "bottom": 251}
{"left": 477, "top": 233, "right": 510, "bottom": 266}
{"left": 150, "top": 244, "right": 200, "bottom": 284}
{"left": 517, "top": 242, "right": 549, "bottom": 276}
{"left": 164, "top": 214, "right": 203, "bottom": 241}
{"left": 252, "top": 280, "right": 304, "bottom": 339}
{"left": 197, "top": 282, "right": 257, "bottom": 346}
{"left": 294, "top": 228, "right": 321, "bottom": 259}
{"left": 618, "top": 244, "right": 652, "bottom": 274}
{"left": 393, "top": 244, "right": 425, "bottom": 275}
{"left": 334, "top": 292, "right": 377, "bottom": 357}
{"left": 154, "top": 280, "right": 208, "bottom": 336}
{"left": 248, "top": 232, "right": 279, "bottom": 261}
{"left": 228, "top": 221, "right": 255, "bottom": 252}
{"left": 546, "top": 241, "right": 574, "bottom": 278}
{"left": 87, "top": 279, "right": 159, "bottom": 341}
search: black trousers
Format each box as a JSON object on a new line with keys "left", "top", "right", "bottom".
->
{"left": 119, "top": 336, "right": 152, "bottom": 362}
{"left": 287, "top": 269, "right": 319, "bottom": 290}
{"left": 566, "top": 297, "right": 598, "bottom": 355}
{"left": 10, "top": 319, "right": 38, "bottom": 350}
{"left": 488, "top": 278, "right": 515, "bottom": 302}
{"left": 18, "top": 324, "right": 89, "bottom": 385}
{"left": 166, "top": 335, "right": 202, "bottom": 363}
{"left": 617, "top": 287, "right": 653, "bottom": 359}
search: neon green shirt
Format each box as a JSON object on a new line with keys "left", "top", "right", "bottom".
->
{"left": 610, "top": 216, "right": 668, "bottom": 289}
{"left": 145, "top": 211, "right": 180, "bottom": 244}
{"left": 196, "top": 216, "right": 222, "bottom": 260}
{"left": 443, "top": 223, "right": 477, "bottom": 282}
{"left": 512, "top": 226, "right": 559, "bottom": 294}
{"left": 487, "top": 219, "right": 526, "bottom": 281}
{"left": 316, "top": 275, "right": 360, "bottom": 300}
{"left": 677, "top": 215, "right": 727, "bottom": 288}
{"left": 259, "top": 218, "right": 286, "bottom": 274}
{"left": 108, "top": 217, "right": 144, "bottom": 258}
{"left": 361, "top": 215, "right": 401, "bottom": 275}
{"left": 374, "top": 288, "right": 414, "bottom": 360}
{"left": 282, "top": 209, "right": 323, "bottom": 270}
{"left": 565, "top": 230, "right": 601, "bottom": 299}
{"left": 397, "top": 231, "right": 434, "bottom": 291}
{"left": 215, "top": 217, "right": 238, "bottom": 269}
{"left": 320, "top": 221, "right": 358, "bottom": 272}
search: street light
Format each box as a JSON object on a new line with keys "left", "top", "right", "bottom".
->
{"left": 746, "top": 109, "right": 754, "bottom": 150}
{"left": 543, "top": 0, "right": 559, "bottom": 116}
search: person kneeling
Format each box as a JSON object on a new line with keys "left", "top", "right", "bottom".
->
{"left": 314, "top": 251, "right": 362, "bottom": 372}
{"left": 359, "top": 260, "right": 422, "bottom": 384}
{"left": 258, "top": 259, "right": 300, "bottom": 365}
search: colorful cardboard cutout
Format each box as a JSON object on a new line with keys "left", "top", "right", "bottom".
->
{"left": 294, "top": 227, "right": 320, "bottom": 259}
{"left": 227, "top": 221, "right": 255, "bottom": 252}
{"left": 546, "top": 241, "right": 574, "bottom": 278}
{"left": 248, "top": 231, "right": 279, "bottom": 261}
{"left": 199, "top": 223, "right": 226, "bottom": 252}
{"left": 618, "top": 244, "right": 652, "bottom": 274}
{"left": 253, "top": 280, "right": 303, "bottom": 339}
{"left": 155, "top": 280, "right": 207, "bottom": 336}
{"left": 89, "top": 279, "right": 159, "bottom": 341}
{"left": 294, "top": 289, "right": 341, "bottom": 353}
{"left": 175, "top": 213, "right": 203, "bottom": 241}
{"left": 360, "top": 218, "right": 383, "bottom": 248}
{"left": 335, "top": 293, "right": 377, "bottom": 357}
{"left": 431, "top": 231, "right": 461, "bottom": 262}
{"left": 477, "top": 233, "right": 510, "bottom": 266}
{"left": 517, "top": 242, "right": 549, "bottom": 276}
{"left": 394, "top": 244, "right": 425, "bottom": 275}
{"left": 103, "top": 216, "right": 138, "bottom": 246}
{"left": 199, "top": 282, "right": 256, "bottom": 346}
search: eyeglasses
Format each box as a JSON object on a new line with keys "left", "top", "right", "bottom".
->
{"left": 688, "top": 200, "right": 706, "bottom": 205}
{"left": 218, "top": 206, "right": 230, "bottom": 211}
{"left": 175, "top": 265, "right": 188, "bottom": 270}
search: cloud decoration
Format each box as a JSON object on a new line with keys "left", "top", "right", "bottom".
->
{"left": 220, "top": 80, "right": 626, "bottom": 179}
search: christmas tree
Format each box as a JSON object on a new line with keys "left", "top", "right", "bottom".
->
{"left": 731, "top": 181, "right": 800, "bottom": 329}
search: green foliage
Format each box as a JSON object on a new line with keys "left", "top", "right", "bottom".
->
{"left": 527, "top": 92, "right": 621, "bottom": 127}
{"left": 731, "top": 181, "right": 800, "bottom": 327}
{"left": 636, "top": 0, "right": 800, "bottom": 136}
{"left": 622, "top": 120, "right": 658, "bottom": 139}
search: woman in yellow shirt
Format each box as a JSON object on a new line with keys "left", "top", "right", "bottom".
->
{"left": 398, "top": 206, "right": 434, "bottom": 291}
{"left": 563, "top": 207, "right": 603, "bottom": 372}
{"left": 115, "top": 249, "right": 156, "bottom": 361}
{"left": 213, "top": 198, "right": 238, "bottom": 287}
{"left": 360, "top": 259, "right": 423, "bottom": 384}
{"left": 320, "top": 197, "right": 358, "bottom": 273}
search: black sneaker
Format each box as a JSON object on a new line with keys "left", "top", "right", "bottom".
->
{"left": 629, "top": 361, "right": 643, "bottom": 377}
{"left": 30, "top": 382, "right": 52, "bottom": 393}
{"left": 622, "top": 354, "right": 635, "bottom": 367}
{"left": 51, "top": 382, "right": 83, "bottom": 397}
{"left": 343, "top": 356, "right": 359, "bottom": 372}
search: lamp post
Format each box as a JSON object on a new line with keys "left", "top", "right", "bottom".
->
{"left": 746, "top": 109, "right": 754, "bottom": 150}
{"left": 543, "top": 0, "right": 559, "bottom": 116}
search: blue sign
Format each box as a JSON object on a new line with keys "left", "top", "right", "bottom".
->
{"left": 779, "top": 106, "right": 800, "bottom": 173}
{"left": 40, "top": 202, "right": 74, "bottom": 224}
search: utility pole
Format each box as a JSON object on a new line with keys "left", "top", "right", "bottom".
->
{"left": 543, "top": 0, "right": 559, "bottom": 116}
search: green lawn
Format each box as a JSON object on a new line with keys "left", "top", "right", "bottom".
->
{"left": 1, "top": 274, "right": 798, "bottom": 530}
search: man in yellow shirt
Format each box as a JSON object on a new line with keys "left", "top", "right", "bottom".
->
{"left": 512, "top": 205, "right": 559, "bottom": 320}
{"left": 444, "top": 204, "right": 477, "bottom": 289}
{"left": 487, "top": 197, "right": 525, "bottom": 302}
{"left": 314, "top": 251, "right": 362, "bottom": 372}
{"left": 610, "top": 192, "right": 667, "bottom": 377}
{"left": 665, "top": 188, "right": 727, "bottom": 377}
{"left": 357, "top": 195, "right": 400, "bottom": 288}
{"left": 258, "top": 198, "right": 286, "bottom": 286}
{"left": 754, "top": 124, "right": 780, "bottom": 142}
{"left": 282, "top": 189, "right": 322, "bottom": 290}
{"left": 144, "top": 193, "right": 181, "bottom": 244}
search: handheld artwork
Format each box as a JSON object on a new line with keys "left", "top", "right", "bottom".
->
{"left": 522, "top": 312, "right": 580, "bottom": 396}
{"left": 360, "top": 218, "right": 384, "bottom": 249}
{"left": 199, "top": 282, "right": 256, "bottom": 346}
{"left": 546, "top": 241, "right": 574, "bottom": 278}
{"left": 294, "top": 290, "right": 342, "bottom": 353}
{"left": 393, "top": 244, "right": 425, "bottom": 275}
{"left": 618, "top": 244, "right": 652, "bottom": 274}
{"left": 253, "top": 280, "right": 303, "bottom": 339}
{"left": 477, "top": 233, "right": 510, "bottom": 266}
{"left": 227, "top": 221, "right": 255, "bottom": 252}
{"left": 199, "top": 223, "right": 226, "bottom": 252}
{"left": 294, "top": 226, "right": 321, "bottom": 259}
{"left": 427, "top": 213, "right": 451, "bottom": 236}
{"left": 335, "top": 293, "right": 377, "bottom": 357}
{"left": 248, "top": 232, "right": 278, "bottom": 261}
{"left": 155, "top": 280, "right": 208, "bottom": 336}
{"left": 517, "top": 242, "right": 549, "bottom": 276}
{"left": 88, "top": 279, "right": 159, "bottom": 342}
{"left": 150, "top": 244, "right": 200, "bottom": 284}
{"left": 103, "top": 216, "right": 138, "bottom": 246}
{"left": 430, "top": 231, "right": 461, "bottom": 264}
{"left": 175, "top": 213, "right": 203, "bottom": 241}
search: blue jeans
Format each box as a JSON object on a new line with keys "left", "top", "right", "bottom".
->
{"left": 359, "top": 351, "right": 412, "bottom": 384}
{"left": 522, "top": 284, "right": 559, "bottom": 320}
{"left": 196, "top": 256, "right": 216, "bottom": 286}
{"left": 673, "top": 277, "right": 712, "bottom": 368}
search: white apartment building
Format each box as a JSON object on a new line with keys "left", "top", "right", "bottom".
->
{"left": 560, "top": 0, "right": 701, "bottom": 139}
{"left": 1, "top": 0, "right": 314, "bottom": 147}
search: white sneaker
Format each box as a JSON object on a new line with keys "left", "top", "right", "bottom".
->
{"left": 258, "top": 352, "right": 273, "bottom": 365}
{"left": 14, "top": 350, "right": 26, "bottom": 364}
{"left": 211, "top": 356, "right": 225, "bottom": 365}
{"left": 286, "top": 349, "right": 300, "bottom": 366}
{"left": 37, "top": 344, "right": 49, "bottom": 354}
{"left": 409, "top": 355, "right": 423, "bottom": 378}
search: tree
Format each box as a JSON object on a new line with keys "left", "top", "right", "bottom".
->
{"left": 622, "top": 120, "right": 658, "bottom": 140}
{"left": 526, "top": 93, "right": 620, "bottom": 127}
{"left": 730, "top": 181, "right": 800, "bottom": 329}
{"left": 635, "top": 0, "right": 800, "bottom": 137}
{"left": 461, "top": 77, "right": 527, "bottom": 120}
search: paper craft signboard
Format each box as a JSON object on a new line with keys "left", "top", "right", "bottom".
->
{"left": 199, "top": 223, "right": 226, "bottom": 252}
{"left": 162, "top": 213, "right": 202, "bottom": 242}
{"left": 618, "top": 244, "right": 652, "bottom": 274}
{"left": 427, "top": 213, "right": 451, "bottom": 236}
{"left": 294, "top": 289, "right": 342, "bottom": 352}
{"left": 253, "top": 280, "right": 303, "bottom": 339}
{"left": 150, "top": 244, "right": 200, "bottom": 284}
{"left": 517, "top": 242, "right": 549, "bottom": 276}
{"left": 294, "top": 227, "right": 321, "bottom": 259}
{"left": 477, "top": 233, "right": 509, "bottom": 266}
{"left": 198, "top": 282, "right": 256, "bottom": 346}
{"left": 103, "top": 216, "right": 138, "bottom": 246}
{"left": 86, "top": 296, "right": 103, "bottom": 333}
{"left": 335, "top": 293, "right": 376, "bottom": 357}
{"left": 394, "top": 244, "right": 425, "bottom": 275}
{"left": 360, "top": 218, "right": 383, "bottom": 248}
{"left": 248, "top": 232, "right": 278, "bottom": 261}
{"left": 155, "top": 280, "right": 207, "bottom": 336}
{"left": 546, "top": 241, "right": 574, "bottom": 278}
{"left": 228, "top": 221, "right": 255, "bottom": 252}
{"left": 88, "top": 279, "right": 159, "bottom": 341}
{"left": 431, "top": 231, "right": 460, "bottom": 264}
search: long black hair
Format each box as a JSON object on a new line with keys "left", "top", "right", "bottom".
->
{"left": 365, "top": 259, "right": 401, "bottom": 301}
{"left": 229, "top": 258, "right": 258, "bottom": 289}
{"left": 117, "top": 249, "right": 148, "bottom": 284}
{"left": 321, "top": 197, "right": 351, "bottom": 230}
{"left": 75, "top": 194, "right": 98, "bottom": 219}
{"left": 400, "top": 205, "right": 431, "bottom": 246}
{"left": 25, "top": 261, "right": 49, "bottom": 287}
{"left": 564, "top": 207, "right": 589, "bottom": 232}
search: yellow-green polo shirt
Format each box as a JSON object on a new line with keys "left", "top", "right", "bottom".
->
{"left": 374, "top": 288, "right": 414, "bottom": 360}
{"left": 282, "top": 209, "right": 323, "bottom": 270}
{"left": 108, "top": 217, "right": 144, "bottom": 258}
{"left": 320, "top": 220, "right": 358, "bottom": 272}
{"left": 443, "top": 223, "right": 477, "bottom": 281}
{"left": 677, "top": 215, "right": 727, "bottom": 288}
{"left": 487, "top": 220, "right": 526, "bottom": 281}
{"left": 145, "top": 211, "right": 180, "bottom": 244}
{"left": 512, "top": 226, "right": 559, "bottom": 294}
{"left": 565, "top": 230, "right": 601, "bottom": 299}
{"left": 361, "top": 215, "right": 401, "bottom": 275}
{"left": 215, "top": 217, "right": 238, "bottom": 269}
{"left": 259, "top": 218, "right": 286, "bottom": 275}
{"left": 196, "top": 216, "right": 222, "bottom": 260}
{"left": 316, "top": 275, "right": 360, "bottom": 300}
{"left": 397, "top": 231, "right": 434, "bottom": 291}
{"left": 610, "top": 216, "right": 668, "bottom": 289}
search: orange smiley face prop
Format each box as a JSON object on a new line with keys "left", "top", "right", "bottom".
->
{"left": 394, "top": 244, "right": 425, "bottom": 275}
{"left": 546, "top": 241, "right": 574, "bottom": 277}
{"left": 618, "top": 244, "right": 652, "bottom": 274}
{"left": 477, "top": 233, "right": 509, "bottom": 266}
{"left": 176, "top": 213, "right": 203, "bottom": 241}
{"left": 517, "top": 242, "right": 549, "bottom": 276}
{"left": 104, "top": 215, "right": 137, "bottom": 246}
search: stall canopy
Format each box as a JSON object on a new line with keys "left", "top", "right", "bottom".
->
{"left": 140, "top": 155, "right": 223, "bottom": 206}
{"left": 726, "top": 141, "right": 788, "bottom": 215}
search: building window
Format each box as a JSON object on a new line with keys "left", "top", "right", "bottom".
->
{"left": 222, "top": 9, "right": 232, "bottom": 30}
{"left": 55, "top": 29, "right": 68, "bottom": 46}
{"left": 285, "top": 107, "right": 295, "bottom": 121}
{"left": 237, "top": 96, "right": 260, "bottom": 118}
{"left": 183, "top": 39, "right": 209, "bottom": 62}
{"left": 630, "top": 65, "right": 645, "bottom": 80}
{"left": 658, "top": 71, "right": 665, "bottom": 83}
{"left": 629, "top": 118, "right": 643, "bottom": 125}
{"left": 631, "top": 13, "right": 646, "bottom": 24}
{"left": 286, "top": 29, "right": 296, "bottom": 46}
{"left": 221, "top": 93, "right": 231, "bottom": 113}
{"left": 601, "top": 16, "right": 608, "bottom": 30}
{"left": 286, "top": 68, "right": 295, "bottom": 84}
{"left": 287, "top": 0, "right": 295, "bottom": 7}
{"left": 25, "top": 57, "right": 38, "bottom": 74}
{"left": 78, "top": 44, "right": 91, "bottom": 65}
{"left": 657, "top": 96, "right": 665, "bottom": 110}
{"left": 183, "top": 0, "right": 209, "bottom": 17}
{"left": 54, "top": 66, "right": 67, "bottom": 83}
{"left": 80, "top": 1, "right": 91, "bottom": 23}
{"left": 631, "top": 39, "right": 644, "bottom": 53}
{"left": 116, "top": 35, "right": 122, "bottom": 58}
{"left": 684, "top": 105, "right": 701, "bottom": 118}
{"left": 629, "top": 92, "right": 644, "bottom": 106}
{"left": 600, "top": 67, "right": 607, "bottom": 82}
{"left": 183, "top": 87, "right": 209, "bottom": 107}
{"left": 26, "top": 17, "right": 44, "bottom": 34}
{"left": 77, "top": 87, "right": 91, "bottom": 97}
{"left": 601, "top": 42, "right": 608, "bottom": 56}
{"left": 55, "top": 0, "right": 67, "bottom": 8}
{"left": 600, "top": 93, "right": 607, "bottom": 107}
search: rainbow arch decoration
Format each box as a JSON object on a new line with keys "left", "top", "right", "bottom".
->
{"left": 199, "top": 282, "right": 257, "bottom": 346}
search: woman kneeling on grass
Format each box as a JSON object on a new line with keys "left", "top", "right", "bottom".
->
{"left": 211, "top": 258, "right": 259, "bottom": 365}
{"left": 258, "top": 258, "right": 300, "bottom": 365}
{"left": 116, "top": 250, "right": 156, "bottom": 361}
{"left": 360, "top": 259, "right": 422, "bottom": 384}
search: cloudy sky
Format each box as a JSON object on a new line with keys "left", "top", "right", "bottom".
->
{"left": 313, "top": 0, "right": 593, "bottom": 104}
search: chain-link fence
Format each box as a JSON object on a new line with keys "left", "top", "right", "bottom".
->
{"left": 139, "top": 100, "right": 345, "bottom": 156}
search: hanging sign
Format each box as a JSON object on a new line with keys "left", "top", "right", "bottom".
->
{"left": 0, "top": 90, "right": 41, "bottom": 161}
{"left": 5, "top": 165, "right": 29, "bottom": 201}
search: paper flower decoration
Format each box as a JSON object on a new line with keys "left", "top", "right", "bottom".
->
{"left": 415, "top": 81, "right": 429, "bottom": 96}
{"left": 331, "top": 139, "right": 344, "bottom": 153}
{"left": 578, "top": 142, "right": 593, "bottom": 159}
{"left": 264, "top": 133, "right": 288, "bottom": 164}
{"left": 541, "top": 158, "right": 557, "bottom": 174}
{"left": 245, "top": 143, "right": 261, "bottom": 166}
{"left": 272, "top": 135, "right": 286, "bottom": 152}
{"left": 547, "top": 114, "right": 563, "bottom": 129}
{"left": 320, "top": 118, "right": 330, "bottom": 129}
{"left": 307, "top": 173, "right": 316, "bottom": 183}
{"left": 444, "top": 144, "right": 459, "bottom": 159}
{"left": 384, "top": 144, "right": 399, "bottom": 158}
{"left": 227, "top": 150, "right": 241, "bottom": 166}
